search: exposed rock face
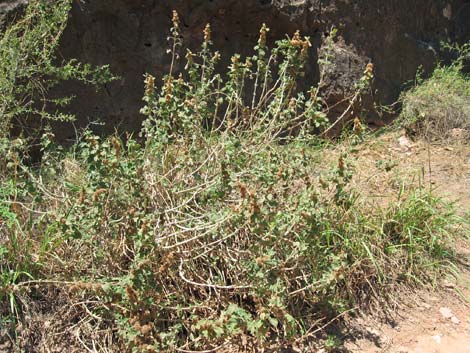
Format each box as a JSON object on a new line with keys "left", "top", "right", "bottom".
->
{"left": 1, "top": 0, "right": 469, "bottom": 138}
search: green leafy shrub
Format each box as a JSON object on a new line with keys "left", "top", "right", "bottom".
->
{"left": 0, "top": 0, "right": 115, "bottom": 137}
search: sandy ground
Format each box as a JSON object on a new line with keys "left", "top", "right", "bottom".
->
{"left": 341, "top": 132, "right": 470, "bottom": 353}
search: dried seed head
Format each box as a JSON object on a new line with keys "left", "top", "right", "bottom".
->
{"left": 185, "top": 49, "right": 194, "bottom": 64}
{"left": 129, "top": 316, "right": 138, "bottom": 325}
{"left": 353, "top": 117, "right": 363, "bottom": 135}
{"left": 212, "top": 51, "right": 221, "bottom": 62}
{"left": 93, "top": 188, "right": 107, "bottom": 202}
{"left": 289, "top": 97, "right": 296, "bottom": 109}
{"left": 126, "top": 285, "right": 139, "bottom": 304}
{"left": 165, "top": 77, "right": 173, "bottom": 103}
{"left": 364, "top": 62, "right": 374, "bottom": 79}
{"left": 256, "top": 255, "right": 270, "bottom": 266}
{"left": 291, "top": 30, "right": 302, "bottom": 47}
{"left": 338, "top": 156, "right": 345, "bottom": 172}
{"left": 144, "top": 74, "right": 155, "bottom": 96}
{"left": 140, "top": 324, "right": 153, "bottom": 335}
{"left": 203, "top": 23, "right": 211, "bottom": 42}
{"left": 78, "top": 187, "right": 85, "bottom": 204}
{"left": 250, "top": 196, "right": 260, "bottom": 215}
{"left": 171, "top": 10, "right": 180, "bottom": 29}
{"left": 111, "top": 137, "right": 121, "bottom": 159}
{"left": 237, "top": 179, "right": 247, "bottom": 199}
{"left": 231, "top": 55, "right": 239, "bottom": 69}
{"left": 301, "top": 211, "right": 311, "bottom": 220}
{"left": 245, "top": 57, "right": 252, "bottom": 69}
{"left": 140, "top": 219, "right": 148, "bottom": 234}
{"left": 68, "top": 284, "right": 79, "bottom": 294}
{"left": 300, "top": 37, "right": 312, "bottom": 58}
{"left": 259, "top": 23, "right": 269, "bottom": 47}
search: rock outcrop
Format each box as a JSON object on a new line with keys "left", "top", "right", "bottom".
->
{"left": 1, "top": 0, "right": 469, "bottom": 138}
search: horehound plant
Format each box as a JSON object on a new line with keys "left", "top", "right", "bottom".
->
{"left": 0, "top": 11, "right": 465, "bottom": 353}
{"left": 141, "top": 12, "right": 374, "bottom": 146}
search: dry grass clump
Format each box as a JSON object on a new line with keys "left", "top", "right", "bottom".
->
{"left": 400, "top": 47, "right": 470, "bottom": 143}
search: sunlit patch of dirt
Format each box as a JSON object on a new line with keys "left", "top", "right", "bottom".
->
{"left": 341, "top": 131, "right": 470, "bottom": 353}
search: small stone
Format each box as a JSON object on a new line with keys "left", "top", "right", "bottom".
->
{"left": 451, "top": 316, "right": 460, "bottom": 325}
{"left": 442, "top": 279, "right": 455, "bottom": 288}
{"left": 398, "top": 136, "right": 413, "bottom": 151}
{"left": 433, "top": 335, "right": 442, "bottom": 344}
{"left": 439, "top": 307, "right": 453, "bottom": 319}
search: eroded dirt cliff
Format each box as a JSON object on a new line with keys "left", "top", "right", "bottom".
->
{"left": 1, "top": 0, "right": 469, "bottom": 139}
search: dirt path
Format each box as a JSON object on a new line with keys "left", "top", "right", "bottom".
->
{"left": 342, "top": 132, "right": 470, "bottom": 353}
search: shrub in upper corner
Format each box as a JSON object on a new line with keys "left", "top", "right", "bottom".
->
{"left": 0, "top": 0, "right": 116, "bottom": 139}
{"left": 399, "top": 43, "right": 470, "bottom": 142}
